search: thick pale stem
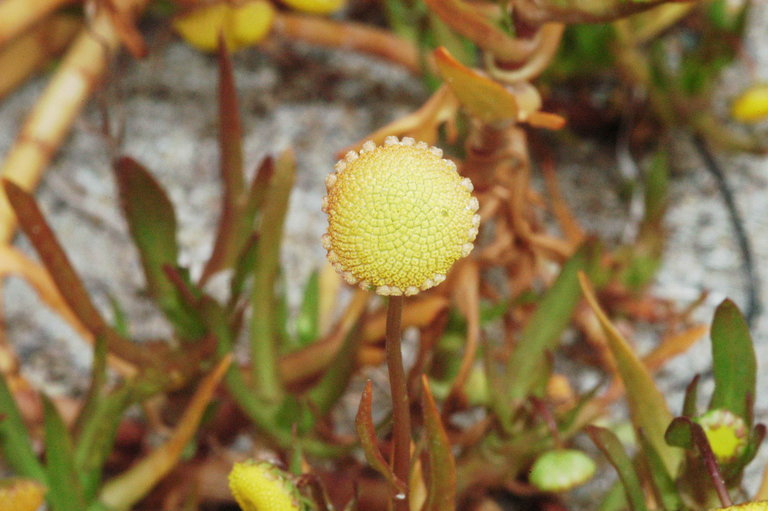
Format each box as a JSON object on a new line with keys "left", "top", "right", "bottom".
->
{"left": 386, "top": 295, "right": 411, "bottom": 510}
{"left": 0, "top": 0, "right": 150, "bottom": 244}
{"left": 0, "top": 0, "right": 75, "bottom": 46}
{"left": 272, "top": 13, "right": 420, "bottom": 74}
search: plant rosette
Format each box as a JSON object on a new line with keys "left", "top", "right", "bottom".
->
{"left": 322, "top": 136, "right": 480, "bottom": 296}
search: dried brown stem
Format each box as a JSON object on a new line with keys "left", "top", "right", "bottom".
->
{"left": 272, "top": 13, "right": 420, "bottom": 74}
{"left": 511, "top": 0, "right": 694, "bottom": 24}
{"left": 0, "top": 15, "right": 81, "bottom": 100}
{"left": 386, "top": 295, "right": 411, "bottom": 511}
{"left": 0, "top": 0, "right": 150, "bottom": 244}
{"left": 484, "top": 22, "right": 564, "bottom": 83}
{"left": 0, "top": 0, "right": 75, "bottom": 47}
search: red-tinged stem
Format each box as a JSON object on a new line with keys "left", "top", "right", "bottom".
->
{"left": 386, "top": 295, "right": 411, "bottom": 510}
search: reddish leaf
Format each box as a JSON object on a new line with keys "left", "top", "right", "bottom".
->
{"left": 2, "top": 179, "right": 149, "bottom": 367}
{"left": 355, "top": 380, "right": 406, "bottom": 495}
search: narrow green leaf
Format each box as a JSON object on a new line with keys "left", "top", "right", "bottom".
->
{"left": 355, "top": 380, "right": 406, "bottom": 495}
{"left": 295, "top": 270, "right": 320, "bottom": 347}
{"left": 229, "top": 232, "right": 260, "bottom": 306}
{"left": 579, "top": 272, "right": 681, "bottom": 474}
{"left": 505, "top": 241, "right": 598, "bottom": 405}
{"left": 709, "top": 299, "right": 756, "bottom": 421}
{"left": 73, "top": 335, "right": 108, "bottom": 438}
{"left": 306, "top": 314, "right": 363, "bottom": 415}
{"left": 682, "top": 374, "right": 700, "bottom": 418}
{"left": 115, "top": 158, "right": 204, "bottom": 341}
{"left": 115, "top": 157, "right": 178, "bottom": 304}
{"left": 250, "top": 150, "right": 295, "bottom": 402}
{"left": 0, "top": 373, "right": 46, "bottom": 482}
{"left": 200, "top": 39, "right": 246, "bottom": 283}
{"left": 74, "top": 385, "right": 134, "bottom": 501}
{"left": 43, "top": 395, "right": 85, "bottom": 511}
{"left": 637, "top": 428, "right": 681, "bottom": 511}
{"left": 243, "top": 156, "right": 275, "bottom": 227}
{"left": 643, "top": 150, "right": 668, "bottom": 227}
{"left": 96, "top": 356, "right": 231, "bottom": 511}
{"left": 587, "top": 425, "right": 649, "bottom": 511}
{"left": 422, "top": 376, "right": 456, "bottom": 511}
{"left": 2, "top": 179, "right": 150, "bottom": 367}
{"left": 664, "top": 417, "right": 694, "bottom": 450}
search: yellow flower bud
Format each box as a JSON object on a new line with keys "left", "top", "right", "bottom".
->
{"left": 280, "top": 0, "right": 345, "bottom": 14}
{"left": 696, "top": 409, "right": 748, "bottom": 464}
{"left": 528, "top": 449, "right": 596, "bottom": 493}
{"left": 229, "top": 461, "right": 301, "bottom": 511}
{"left": 173, "top": 1, "right": 275, "bottom": 53}
{"left": 322, "top": 137, "right": 479, "bottom": 296}
{"left": 712, "top": 502, "right": 768, "bottom": 511}
{"left": 731, "top": 84, "right": 768, "bottom": 123}
{"left": 0, "top": 478, "right": 46, "bottom": 511}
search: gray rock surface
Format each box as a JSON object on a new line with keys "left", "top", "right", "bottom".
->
{"left": 0, "top": 6, "right": 767, "bottom": 503}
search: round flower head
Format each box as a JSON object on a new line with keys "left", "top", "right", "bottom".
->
{"left": 322, "top": 137, "right": 479, "bottom": 296}
{"left": 228, "top": 461, "right": 300, "bottom": 511}
{"left": 696, "top": 409, "right": 748, "bottom": 464}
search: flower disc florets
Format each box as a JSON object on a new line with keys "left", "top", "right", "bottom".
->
{"left": 322, "top": 137, "right": 479, "bottom": 296}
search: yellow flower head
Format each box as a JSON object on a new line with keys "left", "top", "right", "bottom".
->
{"left": 731, "top": 84, "right": 768, "bottom": 124}
{"left": 322, "top": 137, "right": 479, "bottom": 296}
{"left": 0, "top": 478, "right": 46, "bottom": 511}
{"left": 173, "top": 1, "right": 275, "bottom": 53}
{"left": 229, "top": 461, "right": 300, "bottom": 511}
{"left": 280, "top": 0, "right": 346, "bottom": 14}
{"left": 696, "top": 409, "right": 748, "bottom": 464}
{"left": 712, "top": 502, "right": 768, "bottom": 511}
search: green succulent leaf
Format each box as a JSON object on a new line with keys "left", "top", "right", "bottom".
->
{"left": 114, "top": 157, "right": 204, "bottom": 341}
{"left": 587, "top": 425, "right": 648, "bottom": 511}
{"left": 0, "top": 373, "right": 46, "bottom": 483}
{"left": 709, "top": 299, "right": 756, "bottom": 423}
{"left": 295, "top": 270, "right": 320, "bottom": 348}
{"left": 637, "top": 428, "right": 681, "bottom": 511}
{"left": 504, "top": 241, "right": 599, "bottom": 409}
{"left": 579, "top": 272, "right": 681, "bottom": 475}
{"left": 43, "top": 395, "right": 86, "bottom": 511}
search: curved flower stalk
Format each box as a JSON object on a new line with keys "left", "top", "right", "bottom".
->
{"left": 323, "top": 137, "right": 478, "bottom": 510}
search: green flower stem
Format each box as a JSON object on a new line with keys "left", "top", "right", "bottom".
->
{"left": 386, "top": 295, "right": 411, "bottom": 510}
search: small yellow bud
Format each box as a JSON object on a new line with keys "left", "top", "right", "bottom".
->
{"left": 712, "top": 502, "right": 768, "bottom": 511}
{"left": 731, "top": 84, "right": 768, "bottom": 123}
{"left": 279, "top": 0, "right": 346, "bottom": 14}
{"left": 173, "top": 1, "right": 275, "bottom": 53}
{"left": 323, "top": 137, "right": 479, "bottom": 296}
{"left": 696, "top": 409, "right": 748, "bottom": 464}
{"left": 0, "top": 478, "right": 46, "bottom": 511}
{"left": 229, "top": 461, "right": 301, "bottom": 511}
